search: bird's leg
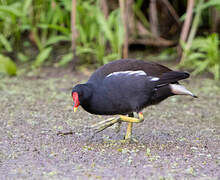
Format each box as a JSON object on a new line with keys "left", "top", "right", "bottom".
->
{"left": 124, "top": 113, "right": 134, "bottom": 139}
{"left": 124, "top": 112, "right": 144, "bottom": 140}
{"left": 119, "top": 112, "right": 144, "bottom": 123}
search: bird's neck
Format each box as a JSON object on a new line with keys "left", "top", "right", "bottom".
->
{"left": 81, "top": 83, "right": 93, "bottom": 100}
{"left": 79, "top": 83, "right": 94, "bottom": 114}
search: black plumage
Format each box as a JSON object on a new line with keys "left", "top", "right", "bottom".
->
{"left": 72, "top": 59, "right": 195, "bottom": 116}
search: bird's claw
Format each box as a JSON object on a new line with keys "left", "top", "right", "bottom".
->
{"left": 120, "top": 137, "right": 138, "bottom": 143}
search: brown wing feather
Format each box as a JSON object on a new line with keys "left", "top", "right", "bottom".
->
{"left": 88, "top": 59, "right": 172, "bottom": 82}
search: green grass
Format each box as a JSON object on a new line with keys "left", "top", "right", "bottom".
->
{"left": 0, "top": 0, "right": 124, "bottom": 71}
{"left": 180, "top": 33, "right": 220, "bottom": 80}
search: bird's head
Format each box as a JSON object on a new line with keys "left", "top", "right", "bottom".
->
{"left": 71, "top": 84, "right": 92, "bottom": 112}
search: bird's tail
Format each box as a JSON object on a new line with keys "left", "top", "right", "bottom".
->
{"left": 148, "top": 71, "right": 197, "bottom": 98}
{"left": 154, "top": 71, "right": 189, "bottom": 86}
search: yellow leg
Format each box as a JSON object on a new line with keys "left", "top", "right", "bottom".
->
{"left": 138, "top": 112, "right": 144, "bottom": 120}
{"left": 91, "top": 112, "right": 144, "bottom": 136}
{"left": 124, "top": 112, "right": 144, "bottom": 140}
{"left": 125, "top": 122, "right": 133, "bottom": 139}
{"left": 119, "top": 112, "right": 144, "bottom": 123}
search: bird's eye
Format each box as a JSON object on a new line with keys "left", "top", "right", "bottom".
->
{"left": 78, "top": 91, "right": 83, "bottom": 97}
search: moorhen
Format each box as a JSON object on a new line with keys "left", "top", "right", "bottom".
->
{"left": 72, "top": 59, "right": 197, "bottom": 140}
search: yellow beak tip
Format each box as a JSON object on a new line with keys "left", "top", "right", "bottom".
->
{"left": 73, "top": 107, "right": 78, "bottom": 112}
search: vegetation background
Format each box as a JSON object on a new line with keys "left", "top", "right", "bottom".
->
{"left": 0, "top": 0, "right": 219, "bottom": 77}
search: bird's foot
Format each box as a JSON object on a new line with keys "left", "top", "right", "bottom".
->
{"left": 120, "top": 137, "right": 139, "bottom": 144}
{"left": 91, "top": 117, "right": 121, "bottom": 134}
{"left": 90, "top": 112, "right": 144, "bottom": 136}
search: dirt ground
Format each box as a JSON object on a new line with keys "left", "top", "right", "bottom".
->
{"left": 0, "top": 67, "right": 220, "bottom": 179}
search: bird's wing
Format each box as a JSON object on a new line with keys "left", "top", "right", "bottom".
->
{"left": 104, "top": 70, "right": 159, "bottom": 84}
{"left": 88, "top": 59, "right": 171, "bottom": 83}
{"left": 101, "top": 70, "right": 159, "bottom": 112}
{"left": 106, "top": 70, "right": 147, "bottom": 78}
{"left": 102, "top": 70, "right": 158, "bottom": 98}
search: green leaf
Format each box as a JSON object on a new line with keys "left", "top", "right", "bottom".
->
{"left": 187, "top": 52, "right": 206, "bottom": 61}
{"left": 46, "top": 35, "right": 70, "bottom": 46}
{"left": 22, "top": 0, "right": 32, "bottom": 13}
{"left": 0, "top": 5, "right": 22, "bottom": 17}
{"left": 192, "top": 60, "right": 209, "bottom": 75}
{"left": 18, "top": 52, "right": 29, "bottom": 62}
{"left": 179, "top": 40, "right": 187, "bottom": 51}
{"left": 89, "top": 23, "right": 98, "bottom": 41}
{"left": 57, "top": 53, "right": 73, "bottom": 67}
{"left": 37, "top": 24, "right": 70, "bottom": 35}
{"left": 0, "top": 34, "right": 12, "bottom": 52}
{"left": 133, "top": 0, "right": 150, "bottom": 28}
{"left": 76, "top": 25, "right": 87, "bottom": 44}
{"left": 96, "top": 9, "right": 113, "bottom": 42}
{"left": 182, "top": 33, "right": 220, "bottom": 80}
{"left": 103, "top": 53, "right": 120, "bottom": 64}
{"left": 76, "top": 47, "right": 94, "bottom": 55}
{"left": 0, "top": 54, "right": 16, "bottom": 76}
{"left": 209, "top": 64, "right": 220, "bottom": 80}
{"left": 33, "top": 47, "right": 52, "bottom": 67}
{"left": 180, "top": 0, "right": 220, "bottom": 21}
{"left": 198, "top": 0, "right": 220, "bottom": 11}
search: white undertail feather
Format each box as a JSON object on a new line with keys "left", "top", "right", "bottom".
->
{"left": 169, "top": 84, "right": 197, "bottom": 97}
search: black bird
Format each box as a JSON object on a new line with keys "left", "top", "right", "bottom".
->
{"left": 72, "top": 59, "right": 197, "bottom": 140}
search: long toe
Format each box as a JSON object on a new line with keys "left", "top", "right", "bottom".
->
{"left": 91, "top": 117, "right": 120, "bottom": 134}
{"left": 90, "top": 117, "right": 116, "bottom": 128}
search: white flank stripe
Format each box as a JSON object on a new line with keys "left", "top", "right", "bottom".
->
{"left": 149, "top": 77, "right": 160, "bottom": 81}
{"left": 106, "top": 70, "right": 147, "bottom": 77}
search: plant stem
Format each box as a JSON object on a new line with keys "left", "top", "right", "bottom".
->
{"left": 210, "top": 7, "right": 219, "bottom": 33}
{"left": 186, "top": 0, "right": 204, "bottom": 48}
{"left": 178, "top": 0, "right": 194, "bottom": 62}
{"left": 119, "top": 0, "right": 129, "bottom": 58}
{"left": 149, "top": 0, "right": 159, "bottom": 37}
{"left": 180, "top": 0, "right": 204, "bottom": 63}
{"left": 161, "top": 0, "right": 180, "bottom": 26}
{"left": 71, "top": 0, "right": 77, "bottom": 51}
{"left": 179, "top": 0, "right": 194, "bottom": 43}
{"left": 100, "top": 0, "right": 108, "bottom": 19}
{"left": 71, "top": 0, "right": 77, "bottom": 69}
